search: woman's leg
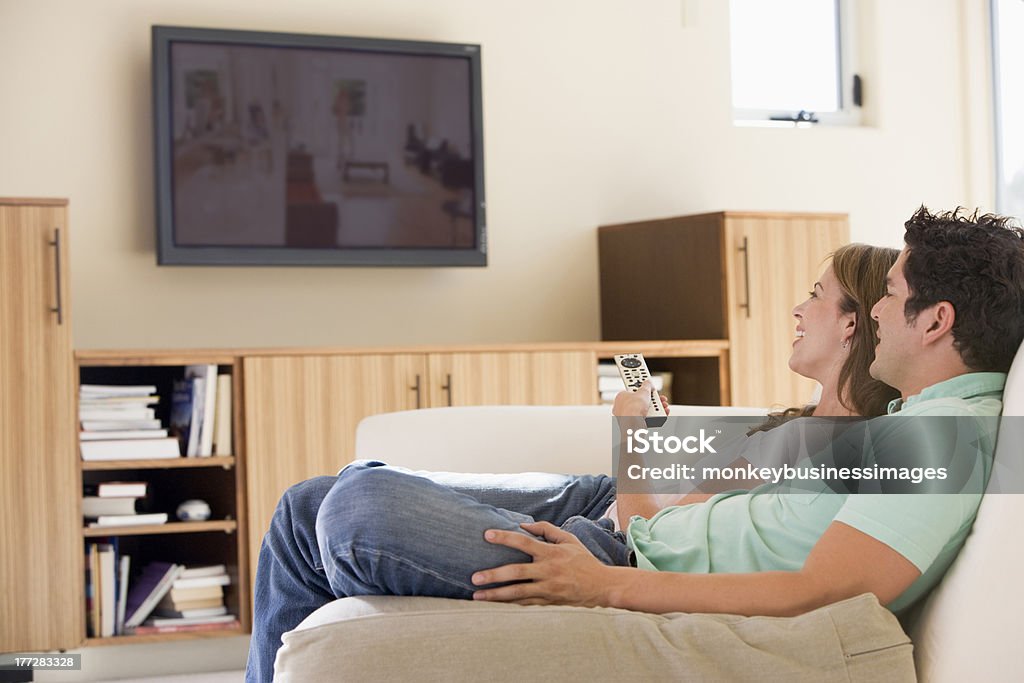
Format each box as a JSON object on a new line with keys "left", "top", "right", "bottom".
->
{"left": 350, "top": 460, "right": 617, "bottom": 523}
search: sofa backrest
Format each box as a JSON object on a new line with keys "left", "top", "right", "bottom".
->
{"left": 906, "top": 341, "right": 1024, "bottom": 681}
{"left": 355, "top": 404, "right": 765, "bottom": 475}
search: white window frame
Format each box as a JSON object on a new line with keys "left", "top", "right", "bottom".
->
{"left": 991, "top": 0, "right": 1023, "bottom": 217}
{"left": 731, "top": 0, "right": 863, "bottom": 128}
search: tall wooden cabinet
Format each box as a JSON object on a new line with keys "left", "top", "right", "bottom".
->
{"left": 599, "top": 211, "right": 849, "bottom": 408}
{"left": 0, "top": 198, "right": 82, "bottom": 651}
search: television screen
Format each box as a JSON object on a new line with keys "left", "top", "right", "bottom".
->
{"left": 152, "top": 26, "right": 486, "bottom": 266}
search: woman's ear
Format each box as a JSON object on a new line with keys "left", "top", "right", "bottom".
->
{"left": 842, "top": 312, "right": 857, "bottom": 344}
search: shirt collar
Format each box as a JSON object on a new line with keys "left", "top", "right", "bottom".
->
{"left": 887, "top": 372, "right": 1007, "bottom": 414}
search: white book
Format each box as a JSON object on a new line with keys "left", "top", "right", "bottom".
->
{"left": 82, "top": 419, "right": 163, "bottom": 431}
{"left": 596, "top": 363, "right": 621, "bottom": 377}
{"left": 80, "top": 438, "right": 181, "bottom": 461}
{"left": 80, "top": 429, "right": 169, "bottom": 441}
{"left": 153, "top": 605, "right": 228, "bottom": 619}
{"left": 179, "top": 564, "right": 227, "bottom": 579}
{"left": 89, "top": 512, "right": 169, "bottom": 528}
{"left": 98, "top": 544, "right": 116, "bottom": 637}
{"left": 212, "top": 374, "right": 233, "bottom": 455}
{"left": 82, "top": 496, "right": 137, "bottom": 517}
{"left": 79, "top": 395, "right": 160, "bottom": 406}
{"left": 147, "top": 613, "right": 236, "bottom": 628}
{"left": 91, "top": 481, "right": 147, "bottom": 498}
{"left": 81, "top": 384, "right": 157, "bottom": 397}
{"left": 79, "top": 407, "right": 156, "bottom": 421}
{"left": 116, "top": 555, "right": 130, "bottom": 635}
{"left": 172, "top": 574, "right": 230, "bottom": 590}
{"left": 185, "top": 365, "right": 218, "bottom": 456}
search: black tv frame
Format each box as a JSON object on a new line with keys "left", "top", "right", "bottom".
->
{"left": 152, "top": 25, "right": 487, "bottom": 266}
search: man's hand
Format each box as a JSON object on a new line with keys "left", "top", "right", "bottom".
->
{"left": 471, "top": 522, "right": 615, "bottom": 607}
{"left": 611, "top": 380, "right": 669, "bottom": 418}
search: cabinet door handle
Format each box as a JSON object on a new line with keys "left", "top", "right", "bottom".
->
{"left": 738, "top": 236, "right": 751, "bottom": 319}
{"left": 441, "top": 373, "right": 453, "bottom": 406}
{"left": 48, "top": 228, "right": 64, "bottom": 325}
{"left": 410, "top": 374, "right": 422, "bottom": 409}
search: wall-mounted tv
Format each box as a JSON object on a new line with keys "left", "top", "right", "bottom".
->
{"left": 152, "top": 26, "right": 486, "bottom": 266}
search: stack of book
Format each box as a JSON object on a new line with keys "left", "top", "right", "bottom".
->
{"left": 596, "top": 363, "right": 672, "bottom": 405}
{"left": 83, "top": 480, "right": 168, "bottom": 528}
{"left": 85, "top": 540, "right": 131, "bottom": 637}
{"left": 79, "top": 384, "right": 180, "bottom": 461}
{"left": 135, "top": 564, "right": 237, "bottom": 634}
{"left": 169, "top": 365, "right": 233, "bottom": 457}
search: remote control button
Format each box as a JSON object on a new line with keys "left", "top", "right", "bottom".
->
{"left": 620, "top": 358, "right": 641, "bottom": 368}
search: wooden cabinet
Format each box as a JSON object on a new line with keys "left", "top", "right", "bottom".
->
{"left": 599, "top": 211, "right": 849, "bottom": 408}
{"left": 426, "top": 351, "right": 596, "bottom": 406}
{"left": 0, "top": 198, "right": 81, "bottom": 651}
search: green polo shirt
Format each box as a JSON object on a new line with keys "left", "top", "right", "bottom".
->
{"left": 625, "top": 372, "right": 1006, "bottom": 614}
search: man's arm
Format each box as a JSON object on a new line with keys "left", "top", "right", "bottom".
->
{"left": 472, "top": 519, "right": 921, "bottom": 617}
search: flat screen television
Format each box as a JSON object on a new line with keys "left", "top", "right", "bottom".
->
{"left": 152, "top": 26, "right": 486, "bottom": 266}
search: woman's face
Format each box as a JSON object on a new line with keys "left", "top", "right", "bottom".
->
{"left": 789, "top": 264, "right": 856, "bottom": 382}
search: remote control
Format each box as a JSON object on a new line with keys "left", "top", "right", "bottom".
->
{"left": 613, "top": 353, "right": 667, "bottom": 425}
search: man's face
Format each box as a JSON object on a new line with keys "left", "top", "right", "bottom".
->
{"left": 869, "top": 248, "right": 916, "bottom": 390}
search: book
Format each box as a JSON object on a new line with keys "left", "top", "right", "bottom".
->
{"left": 85, "top": 481, "right": 147, "bottom": 498}
{"left": 116, "top": 554, "right": 130, "bottom": 635}
{"left": 153, "top": 605, "right": 228, "bottom": 619}
{"left": 80, "top": 384, "right": 158, "bottom": 397}
{"left": 130, "top": 618, "right": 240, "bottom": 635}
{"left": 179, "top": 564, "right": 227, "bottom": 579}
{"left": 81, "top": 419, "right": 163, "bottom": 431}
{"left": 80, "top": 438, "right": 181, "bottom": 461}
{"left": 79, "top": 395, "right": 160, "bottom": 406}
{"left": 88, "top": 512, "right": 168, "bottom": 528}
{"left": 172, "top": 573, "right": 230, "bottom": 590}
{"left": 80, "top": 429, "right": 169, "bottom": 441}
{"left": 98, "top": 543, "right": 116, "bottom": 637}
{"left": 169, "top": 377, "right": 205, "bottom": 457}
{"left": 155, "top": 596, "right": 224, "bottom": 612}
{"left": 185, "top": 364, "right": 218, "bottom": 456}
{"left": 79, "top": 407, "right": 157, "bottom": 421}
{"left": 212, "top": 374, "right": 233, "bottom": 455}
{"left": 596, "top": 362, "right": 621, "bottom": 377}
{"left": 147, "top": 613, "right": 237, "bottom": 628}
{"left": 124, "top": 562, "right": 184, "bottom": 628}
{"left": 85, "top": 544, "right": 97, "bottom": 637}
{"left": 82, "top": 496, "right": 137, "bottom": 517}
{"left": 166, "top": 584, "right": 223, "bottom": 603}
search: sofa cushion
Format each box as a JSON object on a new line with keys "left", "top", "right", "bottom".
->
{"left": 274, "top": 593, "right": 913, "bottom": 682}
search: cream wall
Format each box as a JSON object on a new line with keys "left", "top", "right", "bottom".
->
{"left": 0, "top": 0, "right": 996, "bottom": 351}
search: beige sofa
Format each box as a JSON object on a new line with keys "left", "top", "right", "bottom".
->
{"left": 273, "top": 343, "right": 1024, "bottom": 681}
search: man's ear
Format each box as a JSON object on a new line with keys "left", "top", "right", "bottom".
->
{"left": 921, "top": 301, "right": 956, "bottom": 345}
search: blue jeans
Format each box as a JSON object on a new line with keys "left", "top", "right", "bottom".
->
{"left": 245, "top": 461, "right": 620, "bottom": 683}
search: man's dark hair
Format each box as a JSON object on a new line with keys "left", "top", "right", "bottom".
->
{"left": 902, "top": 206, "right": 1024, "bottom": 372}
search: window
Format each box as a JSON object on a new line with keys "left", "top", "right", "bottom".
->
{"left": 992, "top": 0, "right": 1024, "bottom": 218}
{"left": 729, "top": 0, "right": 861, "bottom": 126}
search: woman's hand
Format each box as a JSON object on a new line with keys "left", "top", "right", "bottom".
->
{"left": 471, "top": 521, "right": 615, "bottom": 607}
{"left": 611, "top": 380, "right": 669, "bottom": 417}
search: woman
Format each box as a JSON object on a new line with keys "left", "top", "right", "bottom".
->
{"left": 246, "top": 244, "right": 899, "bottom": 682}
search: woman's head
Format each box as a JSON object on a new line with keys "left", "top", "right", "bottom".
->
{"left": 789, "top": 243, "right": 900, "bottom": 416}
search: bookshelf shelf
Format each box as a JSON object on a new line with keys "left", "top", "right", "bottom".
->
{"left": 82, "top": 520, "right": 237, "bottom": 537}
{"left": 81, "top": 456, "right": 236, "bottom": 471}
{"left": 84, "top": 623, "right": 244, "bottom": 646}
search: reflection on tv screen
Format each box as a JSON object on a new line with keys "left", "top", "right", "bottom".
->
{"left": 170, "top": 43, "right": 476, "bottom": 250}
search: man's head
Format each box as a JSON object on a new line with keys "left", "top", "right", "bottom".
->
{"left": 870, "top": 206, "right": 1024, "bottom": 395}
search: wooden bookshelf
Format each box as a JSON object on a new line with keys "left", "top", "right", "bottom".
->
{"left": 82, "top": 456, "right": 236, "bottom": 471}
{"left": 82, "top": 520, "right": 237, "bottom": 537}
{"left": 85, "top": 623, "right": 244, "bottom": 646}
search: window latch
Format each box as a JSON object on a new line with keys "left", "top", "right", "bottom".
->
{"left": 769, "top": 110, "right": 819, "bottom": 124}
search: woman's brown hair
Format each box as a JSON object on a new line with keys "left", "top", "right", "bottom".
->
{"left": 831, "top": 243, "right": 901, "bottom": 416}
{"left": 749, "top": 244, "right": 900, "bottom": 433}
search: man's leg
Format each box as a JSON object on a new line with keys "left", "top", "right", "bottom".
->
{"left": 245, "top": 476, "right": 337, "bottom": 683}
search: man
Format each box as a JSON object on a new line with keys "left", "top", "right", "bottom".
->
{"left": 247, "top": 207, "right": 1024, "bottom": 681}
